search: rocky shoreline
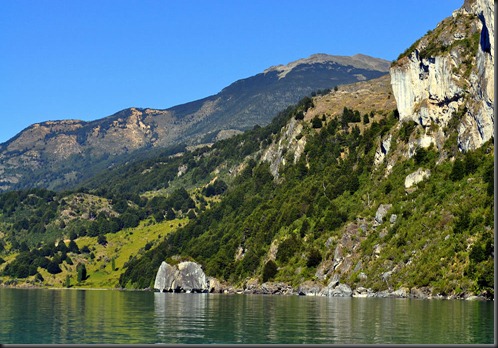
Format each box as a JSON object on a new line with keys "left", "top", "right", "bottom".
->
{"left": 201, "top": 279, "right": 491, "bottom": 301}
{"left": 151, "top": 261, "right": 491, "bottom": 301}
{"left": 1, "top": 281, "right": 491, "bottom": 301}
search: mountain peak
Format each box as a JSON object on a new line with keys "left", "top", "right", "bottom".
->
{"left": 264, "top": 53, "right": 390, "bottom": 79}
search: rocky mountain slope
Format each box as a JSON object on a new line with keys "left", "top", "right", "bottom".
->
{"left": 0, "top": 54, "right": 389, "bottom": 192}
{"left": 117, "top": 0, "right": 494, "bottom": 297}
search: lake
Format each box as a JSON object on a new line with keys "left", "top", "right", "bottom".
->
{"left": 0, "top": 288, "right": 494, "bottom": 344}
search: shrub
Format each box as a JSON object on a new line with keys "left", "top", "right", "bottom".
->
{"left": 262, "top": 260, "right": 278, "bottom": 282}
{"left": 399, "top": 121, "right": 417, "bottom": 142}
{"left": 306, "top": 248, "right": 322, "bottom": 268}
{"left": 97, "top": 235, "right": 108, "bottom": 246}
{"left": 77, "top": 263, "right": 87, "bottom": 282}
{"left": 47, "top": 260, "right": 62, "bottom": 274}
{"left": 311, "top": 116, "right": 323, "bottom": 129}
{"left": 449, "top": 159, "right": 465, "bottom": 181}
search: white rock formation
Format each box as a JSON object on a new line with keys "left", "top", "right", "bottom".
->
{"left": 261, "top": 117, "right": 306, "bottom": 178}
{"left": 390, "top": 0, "right": 494, "bottom": 152}
{"left": 154, "top": 261, "right": 208, "bottom": 293}
{"left": 374, "top": 134, "right": 392, "bottom": 166}
{"left": 374, "top": 204, "right": 392, "bottom": 225}
{"left": 405, "top": 168, "right": 431, "bottom": 189}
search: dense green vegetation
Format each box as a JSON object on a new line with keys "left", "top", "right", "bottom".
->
{"left": 115, "top": 97, "right": 493, "bottom": 297}
{"left": 0, "top": 88, "right": 494, "bottom": 299}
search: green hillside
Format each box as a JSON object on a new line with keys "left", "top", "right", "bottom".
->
{"left": 0, "top": 83, "right": 493, "bottom": 298}
{"left": 117, "top": 97, "right": 494, "bottom": 297}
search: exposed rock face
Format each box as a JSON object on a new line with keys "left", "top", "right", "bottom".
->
{"left": 374, "top": 204, "right": 392, "bottom": 225}
{"left": 154, "top": 261, "right": 208, "bottom": 293}
{"left": 374, "top": 134, "right": 392, "bottom": 166}
{"left": 404, "top": 168, "right": 431, "bottom": 189}
{"left": 390, "top": 0, "right": 494, "bottom": 152}
{"left": 261, "top": 117, "right": 306, "bottom": 179}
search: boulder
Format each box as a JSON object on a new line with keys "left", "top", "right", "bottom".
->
{"left": 261, "top": 282, "right": 294, "bottom": 295}
{"left": 404, "top": 168, "right": 431, "bottom": 189}
{"left": 410, "top": 287, "right": 430, "bottom": 299}
{"left": 375, "top": 290, "right": 391, "bottom": 298}
{"left": 320, "top": 278, "right": 352, "bottom": 297}
{"left": 297, "top": 280, "right": 324, "bottom": 296}
{"left": 154, "top": 261, "right": 208, "bottom": 293}
{"left": 208, "top": 277, "right": 223, "bottom": 293}
{"left": 328, "top": 283, "right": 352, "bottom": 297}
{"left": 154, "top": 262, "right": 178, "bottom": 292}
{"left": 391, "top": 287, "right": 409, "bottom": 298}
{"left": 374, "top": 204, "right": 392, "bottom": 225}
{"left": 353, "top": 286, "right": 375, "bottom": 298}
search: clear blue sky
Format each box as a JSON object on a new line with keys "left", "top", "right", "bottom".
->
{"left": 0, "top": 0, "right": 460, "bottom": 144}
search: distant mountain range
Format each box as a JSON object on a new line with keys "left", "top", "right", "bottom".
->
{"left": 0, "top": 53, "right": 389, "bottom": 191}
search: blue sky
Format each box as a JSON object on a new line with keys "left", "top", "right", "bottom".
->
{"left": 0, "top": 0, "right": 460, "bottom": 144}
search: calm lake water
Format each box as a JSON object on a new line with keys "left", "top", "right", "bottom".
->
{"left": 0, "top": 288, "right": 494, "bottom": 344}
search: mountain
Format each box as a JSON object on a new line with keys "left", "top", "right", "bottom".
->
{"left": 114, "top": 0, "right": 495, "bottom": 296}
{"left": 0, "top": 0, "right": 494, "bottom": 299}
{"left": 0, "top": 54, "right": 389, "bottom": 192}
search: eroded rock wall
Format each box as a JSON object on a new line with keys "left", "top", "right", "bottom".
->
{"left": 390, "top": 0, "right": 494, "bottom": 152}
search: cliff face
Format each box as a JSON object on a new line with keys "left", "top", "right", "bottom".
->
{"left": 390, "top": 0, "right": 494, "bottom": 152}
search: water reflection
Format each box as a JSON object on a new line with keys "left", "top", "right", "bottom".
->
{"left": 1, "top": 288, "right": 494, "bottom": 344}
{"left": 153, "top": 292, "right": 209, "bottom": 343}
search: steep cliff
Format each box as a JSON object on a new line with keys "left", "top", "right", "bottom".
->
{"left": 390, "top": 0, "right": 494, "bottom": 152}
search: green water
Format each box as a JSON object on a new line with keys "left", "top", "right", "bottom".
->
{"left": 0, "top": 288, "right": 494, "bottom": 344}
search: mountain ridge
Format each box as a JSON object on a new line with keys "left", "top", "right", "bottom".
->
{"left": 0, "top": 53, "right": 389, "bottom": 192}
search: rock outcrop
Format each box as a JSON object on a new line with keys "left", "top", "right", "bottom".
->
{"left": 390, "top": 0, "right": 494, "bottom": 152}
{"left": 154, "top": 261, "right": 208, "bottom": 293}
{"left": 404, "top": 168, "right": 431, "bottom": 189}
{"left": 374, "top": 204, "right": 392, "bottom": 225}
{"left": 261, "top": 117, "right": 306, "bottom": 179}
{"left": 373, "top": 134, "right": 392, "bottom": 166}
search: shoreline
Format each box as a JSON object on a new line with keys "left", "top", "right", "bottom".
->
{"left": 1, "top": 282, "right": 492, "bottom": 301}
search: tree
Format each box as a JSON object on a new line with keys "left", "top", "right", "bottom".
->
{"left": 449, "top": 159, "right": 465, "bottom": 181}
{"left": 166, "top": 208, "right": 176, "bottom": 220}
{"left": 294, "top": 111, "right": 304, "bottom": 120}
{"left": 97, "top": 234, "right": 108, "bottom": 246}
{"left": 262, "top": 260, "right": 278, "bottom": 282}
{"left": 65, "top": 275, "right": 71, "bottom": 288}
{"left": 306, "top": 248, "right": 322, "bottom": 268}
{"left": 363, "top": 114, "right": 369, "bottom": 124}
{"left": 312, "top": 116, "right": 323, "bottom": 129}
{"left": 68, "top": 240, "right": 80, "bottom": 254}
{"left": 77, "top": 263, "right": 87, "bottom": 282}
{"left": 47, "top": 260, "right": 62, "bottom": 274}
